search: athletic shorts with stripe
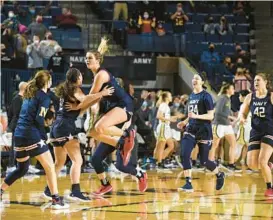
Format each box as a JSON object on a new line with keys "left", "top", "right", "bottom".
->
{"left": 14, "top": 137, "right": 49, "bottom": 159}
{"left": 155, "top": 123, "right": 172, "bottom": 141}
{"left": 212, "top": 124, "right": 234, "bottom": 139}
{"left": 248, "top": 129, "right": 273, "bottom": 151}
{"left": 50, "top": 118, "right": 78, "bottom": 147}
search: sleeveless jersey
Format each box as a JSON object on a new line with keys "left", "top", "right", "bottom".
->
{"left": 56, "top": 96, "right": 80, "bottom": 121}
{"left": 98, "top": 68, "right": 133, "bottom": 112}
{"left": 158, "top": 103, "right": 171, "bottom": 126}
{"left": 250, "top": 92, "right": 273, "bottom": 133}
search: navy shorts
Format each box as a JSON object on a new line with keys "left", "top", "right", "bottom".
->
{"left": 103, "top": 101, "right": 133, "bottom": 123}
{"left": 184, "top": 123, "right": 213, "bottom": 143}
{"left": 50, "top": 118, "right": 78, "bottom": 147}
{"left": 248, "top": 129, "right": 273, "bottom": 151}
{"left": 14, "top": 137, "right": 49, "bottom": 159}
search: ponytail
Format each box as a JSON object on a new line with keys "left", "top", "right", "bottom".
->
{"left": 24, "top": 70, "right": 51, "bottom": 99}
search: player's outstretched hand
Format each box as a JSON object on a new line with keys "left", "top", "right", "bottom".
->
{"left": 65, "top": 102, "right": 78, "bottom": 111}
{"left": 102, "top": 86, "right": 114, "bottom": 96}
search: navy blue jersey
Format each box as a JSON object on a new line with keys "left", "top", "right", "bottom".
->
{"left": 250, "top": 92, "right": 273, "bottom": 134}
{"left": 56, "top": 97, "right": 80, "bottom": 121}
{"left": 188, "top": 90, "right": 214, "bottom": 125}
{"left": 98, "top": 68, "right": 133, "bottom": 113}
{"left": 14, "top": 90, "right": 51, "bottom": 143}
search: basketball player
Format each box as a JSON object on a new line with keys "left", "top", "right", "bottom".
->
{"left": 0, "top": 70, "right": 69, "bottom": 209}
{"left": 65, "top": 38, "right": 145, "bottom": 195}
{"left": 239, "top": 73, "right": 273, "bottom": 196}
{"left": 177, "top": 74, "right": 225, "bottom": 192}
{"left": 43, "top": 68, "right": 114, "bottom": 202}
{"left": 209, "top": 83, "right": 241, "bottom": 171}
{"left": 154, "top": 91, "right": 177, "bottom": 170}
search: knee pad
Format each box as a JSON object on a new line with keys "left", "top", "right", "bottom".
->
{"left": 5, "top": 160, "right": 30, "bottom": 186}
{"left": 91, "top": 155, "right": 104, "bottom": 174}
{"left": 204, "top": 160, "right": 217, "bottom": 172}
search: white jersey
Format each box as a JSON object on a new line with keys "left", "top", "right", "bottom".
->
{"left": 237, "top": 105, "right": 251, "bottom": 130}
{"left": 158, "top": 103, "right": 171, "bottom": 126}
{"left": 156, "top": 103, "right": 172, "bottom": 141}
{"left": 236, "top": 105, "right": 251, "bottom": 144}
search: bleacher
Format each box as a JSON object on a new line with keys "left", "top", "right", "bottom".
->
{"left": 1, "top": 0, "right": 83, "bottom": 50}
{"left": 93, "top": 1, "right": 251, "bottom": 56}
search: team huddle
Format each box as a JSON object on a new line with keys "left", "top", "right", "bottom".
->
{"left": 1, "top": 38, "right": 273, "bottom": 210}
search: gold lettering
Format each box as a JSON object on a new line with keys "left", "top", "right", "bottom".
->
{"left": 39, "top": 107, "right": 48, "bottom": 117}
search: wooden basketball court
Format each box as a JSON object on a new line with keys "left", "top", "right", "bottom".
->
{"left": 1, "top": 169, "right": 273, "bottom": 219}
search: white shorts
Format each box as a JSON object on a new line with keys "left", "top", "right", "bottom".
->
{"left": 172, "top": 129, "right": 181, "bottom": 141}
{"left": 213, "top": 125, "right": 234, "bottom": 139}
{"left": 236, "top": 124, "right": 251, "bottom": 145}
{"left": 156, "top": 124, "right": 172, "bottom": 141}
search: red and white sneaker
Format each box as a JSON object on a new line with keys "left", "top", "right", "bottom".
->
{"left": 121, "top": 129, "right": 136, "bottom": 166}
{"left": 264, "top": 188, "right": 273, "bottom": 197}
{"left": 138, "top": 172, "right": 148, "bottom": 192}
{"left": 92, "top": 185, "right": 113, "bottom": 196}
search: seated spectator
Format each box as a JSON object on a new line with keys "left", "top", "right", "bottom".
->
{"left": 204, "top": 16, "right": 216, "bottom": 35}
{"left": 2, "top": 11, "right": 19, "bottom": 34}
{"left": 16, "top": 3, "right": 37, "bottom": 26}
{"left": 201, "top": 43, "right": 220, "bottom": 81}
{"left": 26, "top": 35, "right": 43, "bottom": 74}
{"left": 16, "top": 3, "right": 51, "bottom": 27}
{"left": 113, "top": 2, "right": 128, "bottom": 21}
{"left": 39, "top": 31, "right": 60, "bottom": 59}
{"left": 201, "top": 43, "right": 220, "bottom": 65}
{"left": 47, "top": 45, "right": 66, "bottom": 75}
{"left": 56, "top": 7, "right": 81, "bottom": 32}
{"left": 234, "top": 68, "right": 251, "bottom": 91}
{"left": 155, "top": 21, "right": 165, "bottom": 36}
{"left": 234, "top": 43, "right": 250, "bottom": 64}
{"left": 215, "top": 16, "right": 233, "bottom": 35}
{"left": 170, "top": 3, "right": 189, "bottom": 56}
{"left": 223, "top": 56, "right": 234, "bottom": 73}
{"left": 138, "top": 11, "right": 156, "bottom": 34}
{"left": 27, "top": 15, "right": 47, "bottom": 40}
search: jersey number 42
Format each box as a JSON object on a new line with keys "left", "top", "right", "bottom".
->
{"left": 253, "top": 107, "right": 265, "bottom": 118}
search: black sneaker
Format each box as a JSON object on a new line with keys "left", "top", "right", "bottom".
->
{"left": 216, "top": 172, "right": 225, "bottom": 190}
{"left": 67, "top": 192, "right": 91, "bottom": 203}
{"left": 178, "top": 182, "right": 194, "bottom": 192}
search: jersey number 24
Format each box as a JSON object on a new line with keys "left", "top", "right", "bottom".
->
{"left": 189, "top": 105, "right": 198, "bottom": 115}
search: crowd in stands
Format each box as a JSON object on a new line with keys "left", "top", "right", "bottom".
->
{"left": 1, "top": 1, "right": 255, "bottom": 94}
{"left": 89, "top": 1, "right": 255, "bottom": 91}
{"left": 1, "top": 0, "right": 80, "bottom": 71}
